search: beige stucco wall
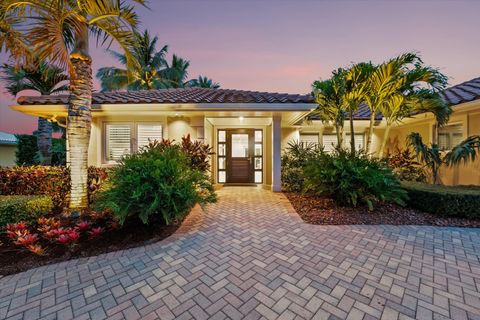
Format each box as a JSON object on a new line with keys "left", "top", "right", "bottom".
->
{"left": 0, "top": 145, "right": 17, "bottom": 167}
{"left": 281, "top": 128, "right": 299, "bottom": 150}
{"left": 387, "top": 104, "right": 480, "bottom": 185}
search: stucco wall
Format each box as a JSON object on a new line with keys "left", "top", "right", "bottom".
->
{"left": 0, "top": 145, "right": 17, "bottom": 167}
{"left": 281, "top": 128, "right": 299, "bottom": 151}
{"left": 387, "top": 106, "right": 480, "bottom": 185}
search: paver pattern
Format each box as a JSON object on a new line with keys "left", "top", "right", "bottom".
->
{"left": 1, "top": 187, "right": 480, "bottom": 320}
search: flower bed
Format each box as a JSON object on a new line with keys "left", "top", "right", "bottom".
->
{"left": 285, "top": 192, "right": 480, "bottom": 227}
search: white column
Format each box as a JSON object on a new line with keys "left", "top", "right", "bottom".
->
{"left": 272, "top": 114, "right": 282, "bottom": 192}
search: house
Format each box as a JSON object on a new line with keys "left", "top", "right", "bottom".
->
{"left": 10, "top": 77, "right": 480, "bottom": 188}
{"left": 0, "top": 131, "right": 17, "bottom": 167}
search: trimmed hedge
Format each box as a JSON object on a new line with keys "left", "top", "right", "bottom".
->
{"left": 402, "top": 182, "right": 480, "bottom": 219}
{"left": 0, "top": 195, "right": 53, "bottom": 228}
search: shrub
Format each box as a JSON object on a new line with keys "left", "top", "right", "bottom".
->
{"left": 304, "top": 149, "right": 407, "bottom": 209}
{"left": 0, "top": 195, "right": 53, "bottom": 228}
{"left": 402, "top": 182, "right": 480, "bottom": 218}
{"left": 97, "top": 145, "right": 216, "bottom": 225}
{"left": 386, "top": 147, "right": 427, "bottom": 182}
{"left": 0, "top": 166, "right": 108, "bottom": 211}
{"left": 281, "top": 141, "right": 321, "bottom": 192}
{"left": 15, "top": 134, "right": 39, "bottom": 166}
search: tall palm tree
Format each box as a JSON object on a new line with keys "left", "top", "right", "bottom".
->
{"left": 311, "top": 68, "right": 347, "bottom": 147}
{"left": 186, "top": 76, "right": 220, "bottom": 89}
{"left": 160, "top": 54, "right": 190, "bottom": 88}
{"left": 376, "top": 54, "right": 449, "bottom": 158}
{"left": 1, "top": 0, "right": 144, "bottom": 210}
{"left": 97, "top": 30, "right": 169, "bottom": 91}
{"left": 1, "top": 61, "right": 68, "bottom": 164}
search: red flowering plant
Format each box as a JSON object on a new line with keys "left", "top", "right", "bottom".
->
{"left": 75, "top": 220, "right": 91, "bottom": 232}
{"left": 88, "top": 227, "right": 105, "bottom": 238}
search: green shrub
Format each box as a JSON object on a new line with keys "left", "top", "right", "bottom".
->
{"left": 386, "top": 147, "right": 427, "bottom": 182}
{"left": 97, "top": 145, "right": 216, "bottom": 225}
{"left": 15, "top": 134, "right": 39, "bottom": 166}
{"left": 304, "top": 149, "right": 408, "bottom": 209}
{"left": 281, "top": 141, "right": 321, "bottom": 192}
{"left": 402, "top": 182, "right": 480, "bottom": 218}
{"left": 0, "top": 195, "right": 53, "bottom": 228}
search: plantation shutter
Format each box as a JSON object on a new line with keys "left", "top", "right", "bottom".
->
{"left": 300, "top": 133, "right": 319, "bottom": 147}
{"left": 137, "top": 123, "right": 163, "bottom": 149}
{"left": 106, "top": 124, "right": 132, "bottom": 162}
{"left": 438, "top": 124, "right": 463, "bottom": 150}
{"left": 322, "top": 134, "right": 338, "bottom": 152}
{"left": 346, "top": 133, "right": 365, "bottom": 151}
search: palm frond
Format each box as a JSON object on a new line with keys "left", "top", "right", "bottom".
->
{"left": 445, "top": 135, "right": 480, "bottom": 166}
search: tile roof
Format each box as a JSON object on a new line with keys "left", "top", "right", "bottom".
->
{"left": 438, "top": 77, "right": 480, "bottom": 105}
{"left": 0, "top": 131, "right": 17, "bottom": 145}
{"left": 308, "top": 103, "right": 382, "bottom": 121}
{"left": 17, "top": 87, "right": 314, "bottom": 105}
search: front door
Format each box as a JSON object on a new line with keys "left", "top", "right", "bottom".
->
{"left": 226, "top": 130, "right": 254, "bottom": 183}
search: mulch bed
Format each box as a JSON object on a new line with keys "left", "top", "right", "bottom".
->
{"left": 0, "top": 218, "right": 180, "bottom": 276}
{"left": 285, "top": 192, "right": 480, "bottom": 227}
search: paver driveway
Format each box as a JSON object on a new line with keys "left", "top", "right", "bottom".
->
{"left": 1, "top": 187, "right": 480, "bottom": 320}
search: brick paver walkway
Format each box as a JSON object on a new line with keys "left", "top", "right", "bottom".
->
{"left": 1, "top": 187, "right": 480, "bottom": 320}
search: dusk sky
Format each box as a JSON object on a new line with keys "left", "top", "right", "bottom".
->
{"left": 1, "top": 0, "right": 479, "bottom": 134}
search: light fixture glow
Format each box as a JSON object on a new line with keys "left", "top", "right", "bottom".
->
{"left": 239, "top": 116, "right": 244, "bottom": 121}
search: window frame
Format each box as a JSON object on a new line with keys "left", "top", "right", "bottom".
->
{"left": 437, "top": 122, "right": 464, "bottom": 151}
{"left": 103, "top": 121, "right": 164, "bottom": 164}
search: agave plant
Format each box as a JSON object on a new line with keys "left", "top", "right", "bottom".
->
{"left": 407, "top": 132, "right": 480, "bottom": 184}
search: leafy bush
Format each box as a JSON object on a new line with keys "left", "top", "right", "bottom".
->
{"left": 97, "top": 145, "right": 216, "bottom": 225}
{"left": 304, "top": 149, "right": 408, "bottom": 209}
{"left": 386, "top": 147, "right": 427, "bottom": 182}
{"left": 402, "top": 182, "right": 480, "bottom": 218}
{"left": 14, "top": 134, "right": 66, "bottom": 166}
{"left": 0, "top": 166, "right": 108, "bottom": 211}
{"left": 0, "top": 195, "right": 53, "bottom": 228}
{"left": 281, "top": 141, "right": 321, "bottom": 192}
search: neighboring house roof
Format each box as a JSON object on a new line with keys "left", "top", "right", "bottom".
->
{"left": 17, "top": 87, "right": 314, "bottom": 105}
{"left": 0, "top": 131, "right": 17, "bottom": 145}
{"left": 438, "top": 77, "right": 480, "bottom": 105}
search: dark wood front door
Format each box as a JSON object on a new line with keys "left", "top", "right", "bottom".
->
{"left": 226, "top": 130, "right": 254, "bottom": 183}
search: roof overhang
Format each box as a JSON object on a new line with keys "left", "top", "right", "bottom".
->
{"left": 11, "top": 102, "right": 317, "bottom": 126}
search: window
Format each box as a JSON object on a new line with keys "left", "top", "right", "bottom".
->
{"left": 300, "top": 133, "right": 319, "bottom": 148}
{"left": 345, "top": 133, "right": 365, "bottom": 151}
{"left": 104, "top": 122, "right": 163, "bottom": 163}
{"left": 438, "top": 124, "right": 463, "bottom": 150}
{"left": 322, "top": 134, "right": 338, "bottom": 152}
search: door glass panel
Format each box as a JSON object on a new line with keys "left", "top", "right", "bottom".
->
{"left": 218, "top": 144, "right": 226, "bottom": 156}
{"left": 218, "top": 171, "right": 226, "bottom": 183}
{"left": 218, "top": 157, "right": 225, "bottom": 169}
{"left": 232, "top": 134, "right": 249, "bottom": 157}
{"left": 255, "top": 158, "right": 262, "bottom": 170}
{"left": 255, "top": 130, "right": 262, "bottom": 142}
{"left": 254, "top": 144, "right": 262, "bottom": 156}
{"left": 218, "top": 130, "right": 226, "bottom": 142}
{"left": 255, "top": 171, "right": 262, "bottom": 183}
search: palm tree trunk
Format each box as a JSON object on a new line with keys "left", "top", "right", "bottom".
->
{"left": 349, "top": 110, "right": 355, "bottom": 154}
{"left": 335, "top": 125, "right": 343, "bottom": 147}
{"left": 378, "top": 124, "right": 391, "bottom": 158}
{"left": 37, "top": 117, "right": 52, "bottom": 165}
{"left": 365, "top": 111, "right": 376, "bottom": 155}
{"left": 68, "top": 25, "right": 92, "bottom": 210}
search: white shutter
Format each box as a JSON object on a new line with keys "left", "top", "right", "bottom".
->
{"left": 322, "top": 134, "right": 338, "bottom": 152}
{"left": 106, "top": 124, "right": 131, "bottom": 162}
{"left": 346, "top": 133, "right": 365, "bottom": 151}
{"left": 300, "top": 133, "right": 319, "bottom": 147}
{"left": 137, "top": 123, "right": 163, "bottom": 148}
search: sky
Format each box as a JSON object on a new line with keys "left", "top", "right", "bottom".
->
{"left": 1, "top": 0, "right": 479, "bottom": 134}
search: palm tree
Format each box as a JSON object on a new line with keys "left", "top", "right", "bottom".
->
{"left": 1, "top": 61, "right": 68, "bottom": 164}
{"left": 1, "top": 0, "right": 143, "bottom": 210}
{"left": 97, "top": 30, "right": 169, "bottom": 91}
{"left": 311, "top": 68, "right": 347, "bottom": 147}
{"left": 344, "top": 63, "right": 371, "bottom": 154}
{"left": 160, "top": 54, "right": 191, "bottom": 88}
{"left": 377, "top": 54, "right": 449, "bottom": 158}
{"left": 186, "top": 76, "right": 220, "bottom": 89}
{"left": 407, "top": 132, "right": 480, "bottom": 184}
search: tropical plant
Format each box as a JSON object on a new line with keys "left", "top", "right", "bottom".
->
{"left": 96, "top": 29, "right": 169, "bottom": 91}
{"left": 281, "top": 140, "right": 321, "bottom": 192}
{"left": 160, "top": 54, "right": 191, "bottom": 88}
{"left": 386, "top": 147, "right": 427, "bottom": 182}
{"left": 303, "top": 148, "right": 407, "bottom": 209}
{"left": 407, "top": 132, "right": 480, "bottom": 184}
{"left": 186, "top": 76, "right": 220, "bottom": 89}
{"left": 97, "top": 144, "right": 216, "bottom": 225}
{"left": 372, "top": 53, "right": 449, "bottom": 158}
{"left": 312, "top": 68, "right": 347, "bottom": 147}
{"left": 1, "top": 0, "right": 145, "bottom": 210}
{"left": 1, "top": 61, "right": 68, "bottom": 164}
